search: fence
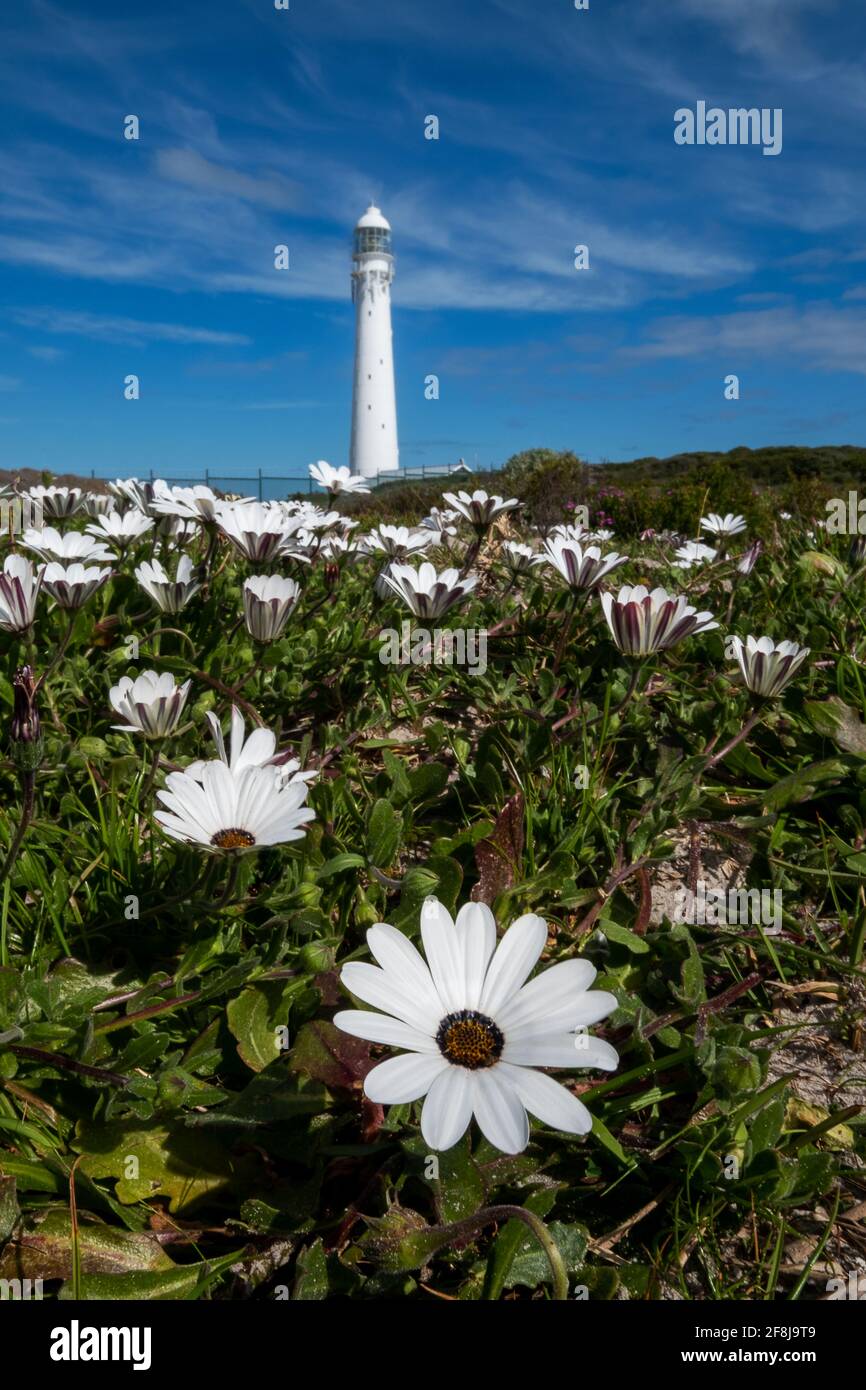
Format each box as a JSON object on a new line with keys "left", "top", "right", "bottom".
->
{"left": 86, "top": 462, "right": 484, "bottom": 502}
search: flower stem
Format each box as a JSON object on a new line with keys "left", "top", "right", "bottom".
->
{"left": 0, "top": 771, "right": 36, "bottom": 889}
{"left": 34, "top": 612, "right": 76, "bottom": 694}
{"left": 439, "top": 1204, "right": 569, "bottom": 1300}
{"left": 705, "top": 707, "right": 763, "bottom": 768}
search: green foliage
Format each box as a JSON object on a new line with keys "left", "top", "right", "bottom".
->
{"left": 0, "top": 479, "right": 861, "bottom": 1302}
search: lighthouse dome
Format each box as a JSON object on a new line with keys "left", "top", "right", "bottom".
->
{"left": 354, "top": 205, "right": 392, "bottom": 256}
{"left": 356, "top": 204, "right": 391, "bottom": 231}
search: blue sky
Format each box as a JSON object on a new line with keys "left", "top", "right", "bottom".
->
{"left": 2, "top": 0, "right": 866, "bottom": 482}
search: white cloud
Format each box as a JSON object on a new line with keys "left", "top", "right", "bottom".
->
{"left": 627, "top": 301, "right": 866, "bottom": 375}
{"left": 11, "top": 308, "right": 250, "bottom": 346}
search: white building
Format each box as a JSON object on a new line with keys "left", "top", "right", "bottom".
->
{"left": 350, "top": 205, "right": 399, "bottom": 479}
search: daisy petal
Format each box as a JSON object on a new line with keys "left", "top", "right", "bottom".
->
{"left": 339, "top": 962, "right": 438, "bottom": 1032}
{"left": 502, "top": 1035, "right": 620, "bottom": 1070}
{"left": 472, "top": 1068, "right": 530, "bottom": 1154}
{"left": 332, "top": 1009, "right": 436, "bottom": 1052}
{"left": 420, "top": 1066, "right": 474, "bottom": 1150}
{"left": 420, "top": 897, "right": 463, "bottom": 1013}
{"left": 365, "top": 923, "right": 442, "bottom": 1028}
{"left": 499, "top": 1062, "right": 593, "bottom": 1135}
{"left": 363, "top": 1052, "right": 447, "bottom": 1104}
{"left": 454, "top": 902, "right": 497, "bottom": 1010}
{"left": 480, "top": 913, "right": 548, "bottom": 1016}
{"left": 498, "top": 958, "right": 598, "bottom": 1031}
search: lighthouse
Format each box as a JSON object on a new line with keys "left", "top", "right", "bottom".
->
{"left": 350, "top": 205, "right": 399, "bottom": 479}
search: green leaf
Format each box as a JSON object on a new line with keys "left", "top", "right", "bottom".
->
{"left": 73, "top": 1119, "right": 256, "bottom": 1212}
{"left": 483, "top": 1189, "right": 557, "bottom": 1299}
{"left": 58, "top": 1250, "right": 242, "bottom": 1301}
{"left": 591, "top": 1113, "right": 635, "bottom": 1167}
{"left": 804, "top": 696, "right": 866, "bottom": 758}
{"left": 227, "top": 982, "right": 292, "bottom": 1073}
{"left": 598, "top": 921, "right": 650, "bottom": 954}
{"left": 0, "top": 1175, "right": 19, "bottom": 1243}
{"left": 407, "top": 762, "right": 449, "bottom": 802}
{"left": 366, "top": 798, "right": 402, "bottom": 869}
{"left": 433, "top": 1135, "right": 486, "bottom": 1224}
{"left": 293, "top": 1238, "right": 329, "bottom": 1299}
{"left": 317, "top": 853, "right": 366, "bottom": 880}
{"left": 289, "top": 1020, "right": 373, "bottom": 1092}
{"left": 392, "top": 855, "right": 463, "bottom": 930}
{"left": 360, "top": 1203, "right": 451, "bottom": 1272}
{"left": 76, "top": 736, "right": 110, "bottom": 760}
{"left": 669, "top": 922, "right": 706, "bottom": 1006}
{"left": 505, "top": 1221, "right": 588, "bottom": 1291}
{"left": 748, "top": 1095, "right": 786, "bottom": 1156}
{"left": 0, "top": 1208, "right": 175, "bottom": 1282}
{"left": 761, "top": 759, "right": 846, "bottom": 811}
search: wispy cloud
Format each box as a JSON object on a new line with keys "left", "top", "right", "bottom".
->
{"left": 626, "top": 301, "right": 866, "bottom": 375}
{"left": 10, "top": 308, "right": 250, "bottom": 346}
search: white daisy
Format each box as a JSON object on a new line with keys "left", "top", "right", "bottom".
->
{"left": 0, "top": 554, "right": 44, "bottom": 632}
{"left": 216, "top": 501, "right": 297, "bottom": 563}
{"left": 184, "top": 705, "right": 317, "bottom": 787}
{"left": 381, "top": 561, "right": 476, "bottom": 619}
{"left": 86, "top": 510, "right": 153, "bottom": 544}
{"left": 362, "top": 525, "right": 431, "bottom": 559}
{"left": 548, "top": 523, "right": 589, "bottom": 543}
{"left": 537, "top": 537, "right": 628, "bottom": 591}
{"left": 309, "top": 460, "right": 370, "bottom": 496}
{"left": 500, "top": 542, "right": 537, "bottom": 578}
{"left": 42, "top": 561, "right": 112, "bottom": 610}
{"left": 700, "top": 512, "right": 747, "bottom": 538}
{"left": 151, "top": 485, "right": 247, "bottom": 525}
{"left": 80, "top": 493, "right": 116, "bottom": 518}
{"left": 109, "top": 670, "right": 191, "bottom": 738}
{"left": 21, "top": 526, "right": 115, "bottom": 564}
{"left": 420, "top": 507, "right": 460, "bottom": 540}
{"left": 442, "top": 490, "right": 520, "bottom": 532}
{"left": 108, "top": 478, "right": 169, "bottom": 515}
{"left": 729, "top": 635, "right": 810, "bottom": 698}
{"left": 27, "top": 485, "right": 84, "bottom": 519}
{"left": 736, "top": 541, "right": 763, "bottom": 576}
{"left": 135, "top": 555, "right": 201, "bottom": 613}
{"left": 601, "top": 584, "right": 717, "bottom": 655}
{"left": 243, "top": 574, "right": 300, "bottom": 641}
{"left": 673, "top": 540, "right": 718, "bottom": 569}
{"left": 334, "top": 898, "right": 619, "bottom": 1154}
{"left": 154, "top": 760, "right": 315, "bottom": 852}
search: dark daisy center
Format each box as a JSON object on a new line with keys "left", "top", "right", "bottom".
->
{"left": 436, "top": 1010, "right": 503, "bottom": 1069}
{"left": 211, "top": 827, "right": 255, "bottom": 849}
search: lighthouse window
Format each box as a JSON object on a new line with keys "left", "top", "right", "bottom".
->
{"left": 354, "top": 227, "right": 392, "bottom": 254}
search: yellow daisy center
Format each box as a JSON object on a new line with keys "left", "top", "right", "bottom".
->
{"left": 436, "top": 1010, "right": 503, "bottom": 1069}
{"left": 211, "top": 828, "right": 256, "bottom": 849}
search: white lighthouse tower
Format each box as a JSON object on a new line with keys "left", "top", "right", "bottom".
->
{"left": 350, "top": 205, "right": 399, "bottom": 479}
